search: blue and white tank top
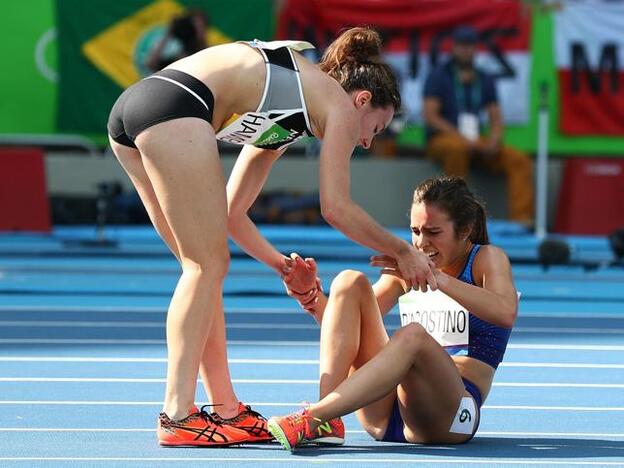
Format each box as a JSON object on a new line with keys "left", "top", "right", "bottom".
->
{"left": 459, "top": 244, "right": 512, "bottom": 369}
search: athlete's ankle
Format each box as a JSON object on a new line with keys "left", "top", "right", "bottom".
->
{"left": 305, "top": 406, "right": 323, "bottom": 432}
{"left": 212, "top": 399, "right": 241, "bottom": 419}
{"left": 164, "top": 409, "right": 192, "bottom": 421}
{"left": 162, "top": 401, "right": 196, "bottom": 421}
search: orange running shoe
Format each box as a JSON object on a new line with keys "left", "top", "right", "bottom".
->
{"left": 157, "top": 405, "right": 248, "bottom": 447}
{"left": 302, "top": 417, "right": 345, "bottom": 446}
{"left": 267, "top": 408, "right": 316, "bottom": 451}
{"left": 210, "top": 402, "right": 273, "bottom": 443}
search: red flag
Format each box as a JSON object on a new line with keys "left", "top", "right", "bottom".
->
{"left": 277, "top": 0, "right": 531, "bottom": 124}
{"left": 555, "top": 2, "right": 624, "bottom": 135}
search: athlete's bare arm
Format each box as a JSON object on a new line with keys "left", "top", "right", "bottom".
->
{"left": 227, "top": 144, "right": 288, "bottom": 273}
{"left": 436, "top": 246, "right": 517, "bottom": 328}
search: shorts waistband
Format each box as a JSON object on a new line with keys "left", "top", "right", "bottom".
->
{"left": 462, "top": 377, "right": 483, "bottom": 408}
{"left": 151, "top": 69, "right": 215, "bottom": 112}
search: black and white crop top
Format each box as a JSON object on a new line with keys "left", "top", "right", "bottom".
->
{"left": 215, "top": 39, "right": 315, "bottom": 150}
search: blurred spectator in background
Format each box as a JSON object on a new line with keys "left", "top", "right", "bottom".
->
{"left": 145, "top": 9, "right": 209, "bottom": 72}
{"left": 422, "top": 25, "right": 534, "bottom": 225}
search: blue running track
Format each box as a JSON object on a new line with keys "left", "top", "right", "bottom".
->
{"left": 0, "top": 224, "right": 623, "bottom": 467}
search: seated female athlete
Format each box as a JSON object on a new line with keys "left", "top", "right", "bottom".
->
{"left": 270, "top": 176, "right": 518, "bottom": 450}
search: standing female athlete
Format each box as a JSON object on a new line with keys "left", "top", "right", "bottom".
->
{"left": 107, "top": 27, "right": 437, "bottom": 446}
{"left": 271, "top": 176, "right": 517, "bottom": 449}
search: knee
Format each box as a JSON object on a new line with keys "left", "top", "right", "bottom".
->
{"left": 390, "top": 322, "right": 428, "bottom": 355}
{"left": 429, "top": 134, "right": 468, "bottom": 155}
{"left": 444, "top": 141, "right": 468, "bottom": 155}
{"left": 330, "top": 269, "right": 371, "bottom": 297}
{"left": 180, "top": 248, "right": 230, "bottom": 280}
{"left": 503, "top": 148, "right": 532, "bottom": 169}
{"left": 366, "top": 425, "right": 387, "bottom": 441}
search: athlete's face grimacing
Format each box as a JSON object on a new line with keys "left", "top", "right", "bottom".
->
{"left": 410, "top": 202, "right": 471, "bottom": 274}
{"left": 352, "top": 91, "right": 394, "bottom": 149}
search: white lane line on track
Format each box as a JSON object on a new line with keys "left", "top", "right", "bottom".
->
{"left": 2, "top": 339, "right": 624, "bottom": 351}
{"left": 477, "top": 431, "right": 624, "bottom": 438}
{"left": 0, "top": 457, "right": 621, "bottom": 465}
{"left": 0, "top": 428, "right": 623, "bottom": 439}
{"left": 0, "top": 377, "right": 623, "bottom": 389}
{"left": 494, "top": 383, "right": 624, "bottom": 388}
{"left": 0, "top": 306, "right": 293, "bottom": 315}
{"left": 0, "top": 321, "right": 315, "bottom": 329}
{"left": 0, "top": 400, "right": 622, "bottom": 411}
{"left": 509, "top": 344, "right": 624, "bottom": 351}
{"left": 0, "top": 357, "right": 623, "bottom": 369}
{"left": 514, "top": 327, "right": 624, "bottom": 334}
{"left": 501, "top": 362, "right": 624, "bottom": 369}
{"left": 2, "top": 321, "right": 624, "bottom": 334}
{"left": 485, "top": 406, "right": 624, "bottom": 411}
{"left": 1, "top": 305, "right": 623, "bottom": 320}
{"left": 0, "top": 357, "right": 316, "bottom": 364}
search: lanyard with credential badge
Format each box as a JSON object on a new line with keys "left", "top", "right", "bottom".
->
{"left": 453, "top": 67, "right": 481, "bottom": 113}
{"left": 454, "top": 67, "right": 481, "bottom": 141}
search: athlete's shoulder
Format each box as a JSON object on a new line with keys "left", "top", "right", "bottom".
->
{"left": 470, "top": 245, "right": 513, "bottom": 289}
{"left": 475, "top": 244, "right": 511, "bottom": 268}
{"left": 250, "top": 39, "right": 315, "bottom": 52}
{"left": 476, "top": 244, "right": 509, "bottom": 259}
{"left": 306, "top": 76, "right": 357, "bottom": 138}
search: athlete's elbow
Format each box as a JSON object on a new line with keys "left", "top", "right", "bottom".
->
{"left": 321, "top": 206, "right": 338, "bottom": 227}
{"left": 226, "top": 212, "right": 245, "bottom": 234}
{"left": 320, "top": 201, "right": 346, "bottom": 228}
{"left": 500, "top": 304, "right": 518, "bottom": 329}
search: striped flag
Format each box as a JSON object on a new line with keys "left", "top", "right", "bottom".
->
{"left": 278, "top": 0, "right": 531, "bottom": 125}
{"left": 555, "top": 1, "right": 624, "bottom": 135}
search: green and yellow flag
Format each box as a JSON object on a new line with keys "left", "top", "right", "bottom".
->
{"left": 82, "top": 0, "right": 186, "bottom": 88}
{"left": 56, "top": 0, "right": 274, "bottom": 135}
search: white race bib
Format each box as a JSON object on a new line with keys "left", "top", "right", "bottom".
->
{"left": 215, "top": 110, "right": 303, "bottom": 148}
{"left": 449, "top": 397, "right": 477, "bottom": 435}
{"left": 458, "top": 112, "right": 479, "bottom": 141}
{"left": 398, "top": 289, "right": 469, "bottom": 355}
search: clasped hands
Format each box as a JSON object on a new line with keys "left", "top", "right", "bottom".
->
{"left": 281, "top": 247, "right": 439, "bottom": 314}
{"left": 281, "top": 253, "right": 321, "bottom": 314}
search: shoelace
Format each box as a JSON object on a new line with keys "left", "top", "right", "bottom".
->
{"left": 196, "top": 404, "right": 223, "bottom": 424}
{"left": 287, "top": 407, "right": 324, "bottom": 437}
{"left": 240, "top": 404, "right": 267, "bottom": 422}
{"left": 210, "top": 404, "right": 267, "bottom": 424}
{"left": 284, "top": 410, "right": 307, "bottom": 429}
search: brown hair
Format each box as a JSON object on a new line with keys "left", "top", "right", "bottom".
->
{"left": 319, "top": 27, "right": 401, "bottom": 111}
{"left": 413, "top": 176, "right": 489, "bottom": 245}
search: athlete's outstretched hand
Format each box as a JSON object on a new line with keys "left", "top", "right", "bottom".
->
{"left": 282, "top": 253, "right": 322, "bottom": 312}
{"left": 370, "top": 245, "right": 437, "bottom": 292}
{"left": 282, "top": 253, "right": 316, "bottom": 292}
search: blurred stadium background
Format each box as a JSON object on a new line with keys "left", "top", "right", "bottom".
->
{"left": 1, "top": 0, "right": 623, "bottom": 235}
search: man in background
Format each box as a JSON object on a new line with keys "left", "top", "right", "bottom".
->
{"left": 145, "top": 9, "right": 209, "bottom": 73}
{"left": 423, "top": 25, "right": 534, "bottom": 225}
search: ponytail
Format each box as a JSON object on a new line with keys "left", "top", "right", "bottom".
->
{"left": 470, "top": 203, "right": 490, "bottom": 245}
{"left": 319, "top": 27, "right": 382, "bottom": 75}
{"left": 319, "top": 27, "right": 400, "bottom": 110}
